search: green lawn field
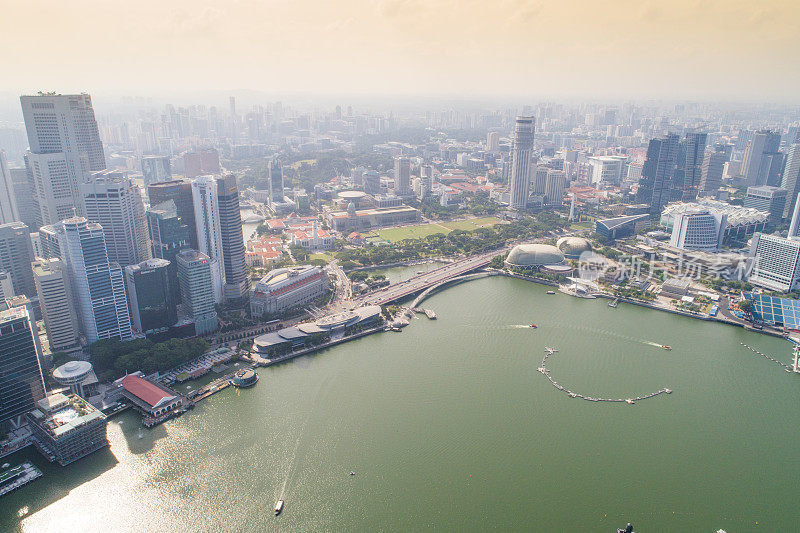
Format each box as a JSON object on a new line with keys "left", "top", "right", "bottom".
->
{"left": 374, "top": 217, "right": 503, "bottom": 242}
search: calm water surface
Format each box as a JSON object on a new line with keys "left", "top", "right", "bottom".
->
{"left": 3, "top": 272, "right": 799, "bottom": 531}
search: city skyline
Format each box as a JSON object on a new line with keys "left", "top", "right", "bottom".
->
{"left": 0, "top": 1, "right": 799, "bottom": 103}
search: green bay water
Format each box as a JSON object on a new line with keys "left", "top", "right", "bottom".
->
{"left": 3, "top": 273, "right": 800, "bottom": 531}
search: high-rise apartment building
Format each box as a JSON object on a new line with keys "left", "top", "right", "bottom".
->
{"left": 176, "top": 250, "right": 218, "bottom": 336}
{"left": 57, "top": 217, "right": 132, "bottom": 343}
{"left": 0, "top": 221, "right": 35, "bottom": 297}
{"left": 191, "top": 176, "right": 224, "bottom": 303}
{"left": 147, "top": 179, "right": 197, "bottom": 249}
{"left": 0, "top": 305, "right": 46, "bottom": 428}
{"left": 393, "top": 157, "right": 412, "bottom": 196}
{"left": 636, "top": 133, "right": 679, "bottom": 217}
{"left": 509, "top": 116, "right": 536, "bottom": 209}
{"left": 216, "top": 174, "right": 248, "bottom": 301}
{"left": 0, "top": 150, "right": 20, "bottom": 225}
{"left": 82, "top": 170, "right": 150, "bottom": 266}
{"left": 20, "top": 93, "right": 105, "bottom": 228}
{"left": 124, "top": 258, "right": 177, "bottom": 334}
{"left": 31, "top": 258, "right": 80, "bottom": 353}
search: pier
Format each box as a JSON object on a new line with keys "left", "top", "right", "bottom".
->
{"left": 538, "top": 347, "right": 673, "bottom": 404}
{"left": 412, "top": 307, "right": 437, "bottom": 319}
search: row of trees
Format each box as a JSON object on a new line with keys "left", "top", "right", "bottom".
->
{"left": 88, "top": 337, "right": 210, "bottom": 382}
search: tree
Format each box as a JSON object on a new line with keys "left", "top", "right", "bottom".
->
{"left": 738, "top": 299, "right": 753, "bottom": 316}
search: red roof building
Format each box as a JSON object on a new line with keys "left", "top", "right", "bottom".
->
{"left": 119, "top": 374, "right": 185, "bottom": 417}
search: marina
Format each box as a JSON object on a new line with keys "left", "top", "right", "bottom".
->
{"left": 0, "top": 462, "right": 42, "bottom": 497}
{"left": 5, "top": 275, "right": 800, "bottom": 531}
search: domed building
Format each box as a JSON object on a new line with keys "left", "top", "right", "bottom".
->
{"left": 504, "top": 244, "right": 569, "bottom": 273}
{"left": 556, "top": 237, "right": 593, "bottom": 259}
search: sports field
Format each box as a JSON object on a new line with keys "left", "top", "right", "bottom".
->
{"left": 374, "top": 216, "right": 503, "bottom": 242}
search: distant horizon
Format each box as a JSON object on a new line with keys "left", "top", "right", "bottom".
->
{"left": 1, "top": 0, "right": 799, "bottom": 105}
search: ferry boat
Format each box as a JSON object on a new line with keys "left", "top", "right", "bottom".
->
{"left": 390, "top": 327, "right": 403, "bottom": 332}
{"left": 274, "top": 499, "right": 284, "bottom": 516}
{"left": 529, "top": 324, "right": 538, "bottom": 329}
{"left": 664, "top": 389, "right": 673, "bottom": 394}
{"left": 546, "top": 290, "right": 556, "bottom": 295}
{"left": 625, "top": 399, "right": 635, "bottom": 404}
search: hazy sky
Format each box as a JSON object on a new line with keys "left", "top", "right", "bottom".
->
{"left": 2, "top": 0, "right": 799, "bottom": 101}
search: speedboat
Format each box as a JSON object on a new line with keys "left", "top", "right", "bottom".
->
{"left": 546, "top": 290, "right": 556, "bottom": 295}
{"left": 529, "top": 324, "right": 538, "bottom": 328}
{"left": 350, "top": 471, "right": 355, "bottom": 476}
{"left": 663, "top": 345, "right": 672, "bottom": 351}
{"left": 274, "top": 499, "right": 284, "bottom": 516}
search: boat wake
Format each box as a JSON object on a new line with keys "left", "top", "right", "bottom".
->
{"left": 277, "top": 374, "right": 336, "bottom": 501}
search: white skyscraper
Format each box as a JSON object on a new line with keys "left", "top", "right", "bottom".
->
{"left": 32, "top": 257, "right": 80, "bottom": 353}
{"left": 82, "top": 170, "right": 150, "bottom": 267}
{"left": 0, "top": 150, "right": 20, "bottom": 225}
{"left": 486, "top": 131, "right": 500, "bottom": 152}
{"left": 191, "top": 175, "right": 224, "bottom": 303}
{"left": 669, "top": 211, "right": 727, "bottom": 252}
{"left": 20, "top": 93, "right": 105, "bottom": 228}
{"left": 748, "top": 232, "right": 800, "bottom": 292}
{"left": 57, "top": 217, "right": 132, "bottom": 343}
{"left": 393, "top": 157, "right": 412, "bottom": 196}
{"left": 509, "top": 116, "right": 536, "bottom": 209}
{"left": 544, "top": 169, "right": 567, "bottom": 206}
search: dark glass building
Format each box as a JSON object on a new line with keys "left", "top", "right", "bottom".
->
{"left": 124, "top": 258, "right": 177, "bottom": 335}
{"left": 147, "top": 200, "right": 192, "bottom": 302}
{"left": 0, "top": 306, "right": 46, "bottom": 428}
{"left": 636, "top": 133, "right": 680, "bottom": 217}
{"left": 147, "top": 179, "right": 197, "bottom": 249}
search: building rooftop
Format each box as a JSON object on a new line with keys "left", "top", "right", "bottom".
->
{"left": 28, "top": 393, "right": 105, "bottom": 439}
{"left": 119, "top": 374, "right": 177, "bottom": 408}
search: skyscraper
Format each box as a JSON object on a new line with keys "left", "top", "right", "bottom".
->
{"left": 0, "top": 221, "right": 35, "bottom": 297}
{"left": 741, "top": 130, "right": 782, "bottom": 186}
{"left": 393, "top": 157, "right": 411, "bottom": 196}
{"left": 699, "top": 144, "right": 729, "bottom": 195}
{"left": 544, "top": 169, "right": 567, "bottom": 206}
{"left": 124, "top": 258, "right": 177, "bottom": 334}
{"left": 509, "top": 116, "right": 536, "bottom": 209}
{"left": 636, "top": 133, "right": 679, "bottom": 217}
{"left": 487, "top": 131, "right": 500, "bottom": 152}
{"left": 82, "top": 170, "right": 150, "bottom": 267}
{"left": 8, "top": 165, "right": 39, "bottom": 231}
{"left": 678, "top": 132, "right": 708, "bottom": 201}
{"left": 191, "top": 176, "right": 224, "bottom": 303}
{"left": 141, "top": 155, "right": 172, "bottom": 189}
{"left": 782, "top": 143, "right": 800, "bottom": 219}
{"left": 216, "top": 174, "right": 248, "bottom": 302}
{"left": 267, "top": 157, "right": 284, "bottom": 208}
{"left": 0, "top": 150, "right": 20, "bottom": 225}
{"left": 57, "top": 217, "right": 133, "bottom": 343}
{"left": 32, "top": 257, "right": 80, "bottom": 353}
{"left": 147, "top": 179, "right": 198, "bottom": 249}
{"left": 0, "top": 305, "right": 46, "bottom": 428}
{"left": 176, "top": 250, "right": 218, "bottom": 336}
{"left": 20, "top": 93, "right": 105, "bottom": 227}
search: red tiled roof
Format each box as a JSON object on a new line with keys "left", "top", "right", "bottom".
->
{"left": 120, "top": 375, "right": 175, "bottom": 407}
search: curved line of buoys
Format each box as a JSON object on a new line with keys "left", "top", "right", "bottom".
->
{"left": 538, "top": 347, "right": 673, "bottom": 404}
{"left": 739, "top": 342, "right": 794, "bottom": 372}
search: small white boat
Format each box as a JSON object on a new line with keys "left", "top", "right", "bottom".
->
{"left": 274, "top": 499, "right": 284, "bottom": 516}
{"left": 350, "top": 471, "right": 355, "bottom": 476}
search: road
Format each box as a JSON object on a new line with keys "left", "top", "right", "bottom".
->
{"left": 356, "top": 248, "right": 506, "bottom": 305}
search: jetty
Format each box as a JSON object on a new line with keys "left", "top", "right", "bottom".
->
{"left": 539, "top": 347, "right": 673, "bottom": 404}
{"left": 412, "top": 307, "right": 438, "bottom": 320}
{"left": 0, "top": 462, "right": 42, "bottom": 497}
